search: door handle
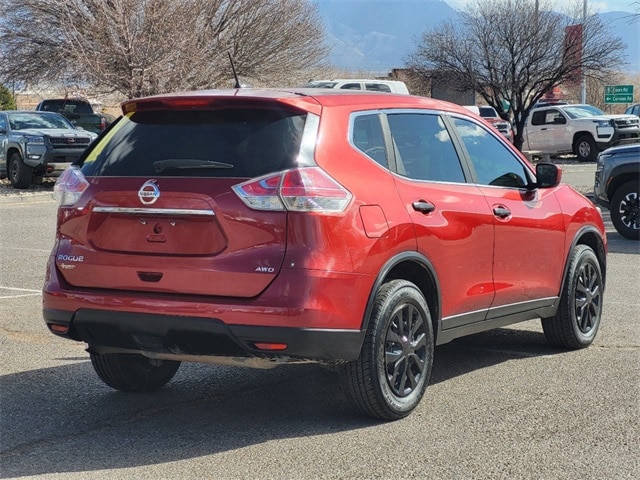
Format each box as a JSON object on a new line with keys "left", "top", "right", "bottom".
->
{"left": 412, "top": 200, "right": 435, "bottom": 213}
{"left": 493, "top": 206, "right": 511, "bottom": 218}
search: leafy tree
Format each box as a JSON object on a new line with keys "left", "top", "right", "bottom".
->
{"left": 406, "top": 0, "right": 626, "bottom": 150}
{"left": 0, "top": 0, "right": 329, "bottom": 99}
{"left": 0, "top": 84, "right": 16, "bottom": 110}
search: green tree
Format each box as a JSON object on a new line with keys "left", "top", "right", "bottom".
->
{"left": 407, "top": 0, "right": 626, "bottom": 151}
{"left": 0, "top": 84, "right": 16, "bottom": 110}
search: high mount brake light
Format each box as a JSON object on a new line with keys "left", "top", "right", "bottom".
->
{"left": 54, "top": 166, "right": 89, "bottom": 206}
{"left": 232, "top": 167, "right": 352, "bottom": 213}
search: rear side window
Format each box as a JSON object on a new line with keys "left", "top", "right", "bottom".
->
{"left": 352, "top": 114, "right": 388, "bottom": 168}
{"left": 340, "top": 83, "right": 362, "bottom": 90}
{"left": 81, "top": 107, "right": 308, "bottom": 178}
{"left": 365, "top": 83, "right": 392, "bottom": 93}
{"left": 387, "top": 113, "right": 466, "bottom": 183}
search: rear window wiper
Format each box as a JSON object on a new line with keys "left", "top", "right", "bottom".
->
{"left": 153, "top": 159, "right": 234, "bottom": 172}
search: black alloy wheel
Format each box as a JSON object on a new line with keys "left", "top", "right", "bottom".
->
{"left": 610, "top": 181, "right": 640, "bottom": 240}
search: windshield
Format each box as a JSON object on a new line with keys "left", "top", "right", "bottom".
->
{"left": 8, "top": 112, "right": 74, "bottom": 130}
{"left": 562, "top": 105, "right": 605, "bottom": 119}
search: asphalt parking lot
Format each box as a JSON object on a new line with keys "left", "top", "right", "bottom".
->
{"left": 0, "top": 163, "right": 638, "bottom": 479}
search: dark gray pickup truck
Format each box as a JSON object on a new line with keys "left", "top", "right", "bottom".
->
{"left": 35, "top": 98, "right": 110, "bottom": 134}
{"left": 0, "top": 110, "right": 97, "bottom": 188}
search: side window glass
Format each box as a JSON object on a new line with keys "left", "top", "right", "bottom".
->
{"left": 387, "top": 113, "right": 466, "bottom": 183}
{"left": 531, "top": 111, "right": 546, "bottom": 126}
{"left": 352, "top": 114, "right": 388, "bottom": 168}
{"left": 365, "top": 83, "right": 391, "bottom": 92}
{"left": 452, "top": 117, "right": 530, "bottom": 188}
{"left": 340, "top": 83, "right": 362, "bottom": 90}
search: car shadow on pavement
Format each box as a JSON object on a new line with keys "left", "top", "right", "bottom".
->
{"left": 0, "top": 326, "right": 564, "bottom": 478}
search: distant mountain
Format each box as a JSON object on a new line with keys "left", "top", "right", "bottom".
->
{"left": 314, "top": 0, "right": 640, "bottom": 73}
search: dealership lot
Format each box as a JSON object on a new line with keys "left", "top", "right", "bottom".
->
{"left": 0, "top": 164, "right": 638, "bottom": 479}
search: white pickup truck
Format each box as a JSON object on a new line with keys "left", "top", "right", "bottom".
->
{"left": 521, "top": 103, "right": 640, "bottom": 162}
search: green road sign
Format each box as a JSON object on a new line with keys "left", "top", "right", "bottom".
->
{"left": 604, "top": 85, "right": 634, "bottom": 104}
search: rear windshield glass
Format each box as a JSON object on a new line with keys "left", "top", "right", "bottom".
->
{"left": 81, "top": 106, "right": 307, "bottom": 178}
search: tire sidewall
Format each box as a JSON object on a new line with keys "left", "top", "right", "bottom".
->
{"left": 574, "top": 135, "right": 596, "bottom": 162}
{"left": 372, "top": 282, "right": 434, "bottom": 417}
{"left": 9, "top": 152, "right": 32, "bottom": 189}
{"left": 566, "top": 247, "right": 603, "bottom": 346}
{"left": 610, "top": 181, "right": 640, "bottom": 240}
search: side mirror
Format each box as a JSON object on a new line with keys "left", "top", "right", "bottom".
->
{"left": 553, "top": 115, "right": 566, "bottom": 125}
{"left": 0, "top": 127, "right": 5, "bottom": 134}
{"left": 535, "top": 162, "right": 561, "bottom": 188}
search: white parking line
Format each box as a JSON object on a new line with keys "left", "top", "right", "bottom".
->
{"left": 0, "top": 286, "right": 42, "bottom": 299}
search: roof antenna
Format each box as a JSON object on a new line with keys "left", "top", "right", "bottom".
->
{"left": 228, "top": 52, "right": 241, "bottom": 89}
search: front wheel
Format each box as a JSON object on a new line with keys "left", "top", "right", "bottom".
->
{"left": 90, "top": 351, "right": 180, "bottom": 392}
{"left": 609, "top": 181, "right": 640, "bottom": 240}
{"left": 541, "top": 245, "right": 604, "bottom": 349}
{"left": 573, "top": 135, "right": 598, "bottom": 162}
{"left": 8, "top": 152, "right": 33, "bottom": 189}
{"left": 339, "top": 280, "right": 434, "bottom": 420}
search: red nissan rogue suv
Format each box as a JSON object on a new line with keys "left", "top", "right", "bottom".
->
{"left": 43, "top": 89, "right": 607, "bottom": 420}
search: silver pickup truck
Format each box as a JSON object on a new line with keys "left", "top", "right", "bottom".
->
{"left": 521, "top": 103, "right": 640, "bottom": 162}
{"left": 0, "top": 111, "right": 97, "bottom": 189}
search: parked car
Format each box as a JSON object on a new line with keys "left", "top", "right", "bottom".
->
{"left": 0, "top": 111, "right": 97, "bottom": 189}
{"left": 304, "top": 79, "right": 409, "bottom": 94}
{"left": 624, "top": 103, "right": 640, "bottom": 118}
{"left": 35, "top": 98, "right": 111, "bottom": 134}
{"left": 463, "top": 105, "right": 514, "bottom": 142}
{"left": 521, "top": 103, "right": 640, "bottom": 162}
{"left": 44, "top": 89, "right": 607, "bottom": 420}
{"left": 594, "top": 144, "right": 639, "bottom": 240}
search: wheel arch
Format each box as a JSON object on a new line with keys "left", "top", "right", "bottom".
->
{"left": 5, "top": 145, "right": 22, "bottom": 168}
{"left": 606, "top": 168, "right": 639, "bottom": 201}
{"left": 363, "top": 251, "right": 441, "bottom": 342}
{"left": 566, "top": 226, "right": 607, "bottom": 289}
{"left": 572, "top": 131, "right": 595, "bottom": 146}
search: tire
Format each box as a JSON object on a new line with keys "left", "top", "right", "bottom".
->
{"left": 8, "top": 152, "right": 33, "bottom": 189}
{"left": 609, "top": 181, "right": 640, "bottom": 240}
{"left": 541, "top": 245, "right": 603, "bottom": 349}
{"left": 90, "top": 351, "right": 180, "bottom": 392}
{"left": 339, "top": 280, "right": 434, "bottom": 420}
{"left": 573, "top": 135, "right": 598, "bottom": 162}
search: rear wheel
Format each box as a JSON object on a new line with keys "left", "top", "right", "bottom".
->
{"left": 90, "top": 351, "right": 180, "bottom": 392}
{"left": 8, "top": 152, "right": 33, "bottom": 189}
{"left": 339, "top": 280, "right": 434, "bottom": 420}
{"left": 541, "top": 245, "right": 603, "bottom": 349}
{"left": 609, "top": 181, "right": 640, "bottom": 240}
{"left": 573, "top": 135, "right": 598, "bottom": 162}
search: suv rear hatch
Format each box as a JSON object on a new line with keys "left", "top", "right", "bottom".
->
{"left": 54, "top": 94, "right": 321, "bottom": 298}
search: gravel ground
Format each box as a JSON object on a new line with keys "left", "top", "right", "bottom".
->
{"left": 0, "top": 177, "right": 56, "bottom": 202}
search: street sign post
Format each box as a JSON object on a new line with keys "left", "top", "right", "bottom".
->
{"left": 604, "top": 85, "right": 634, "bottom": 104}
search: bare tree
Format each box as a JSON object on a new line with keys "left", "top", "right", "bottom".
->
{"left": 0, "top": 0, "right": 329, "bottom": 99}
{"left": 406, "top": 0, "right": 626, "bottom": 150}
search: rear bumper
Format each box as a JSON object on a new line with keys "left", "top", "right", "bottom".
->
{"left": 43, "top": 260, "right": 373, "bottom": 361}
{"left": 43, "top": 308, "right": 365, "bottom": 361}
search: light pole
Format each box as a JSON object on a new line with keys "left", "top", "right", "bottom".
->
{"left": 581, "top": 0, "right": 587, "bottom": 104}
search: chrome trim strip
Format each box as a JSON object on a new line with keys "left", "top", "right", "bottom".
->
{"left": 92, "top": 207, "right": 215, "bottom": 217}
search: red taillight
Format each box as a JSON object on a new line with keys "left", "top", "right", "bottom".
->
{"left": 100, "top": 117, "right": 106, "bottom": 130}
{"left": 232, "top": 167, "right": 352, "bottom": 213}
{"left": 54, "top": 166, "right": 89, "bottom": 206}
{"left": 253, "top": 342, "right": 288, "bottom": 351}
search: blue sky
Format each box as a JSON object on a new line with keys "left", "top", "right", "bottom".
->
{"left": 445, "top": 0, "right": 639, "bottom": 12}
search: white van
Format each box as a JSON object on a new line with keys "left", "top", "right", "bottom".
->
{"left": 304, "top": 79, "right": 409, "bottom": 94}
